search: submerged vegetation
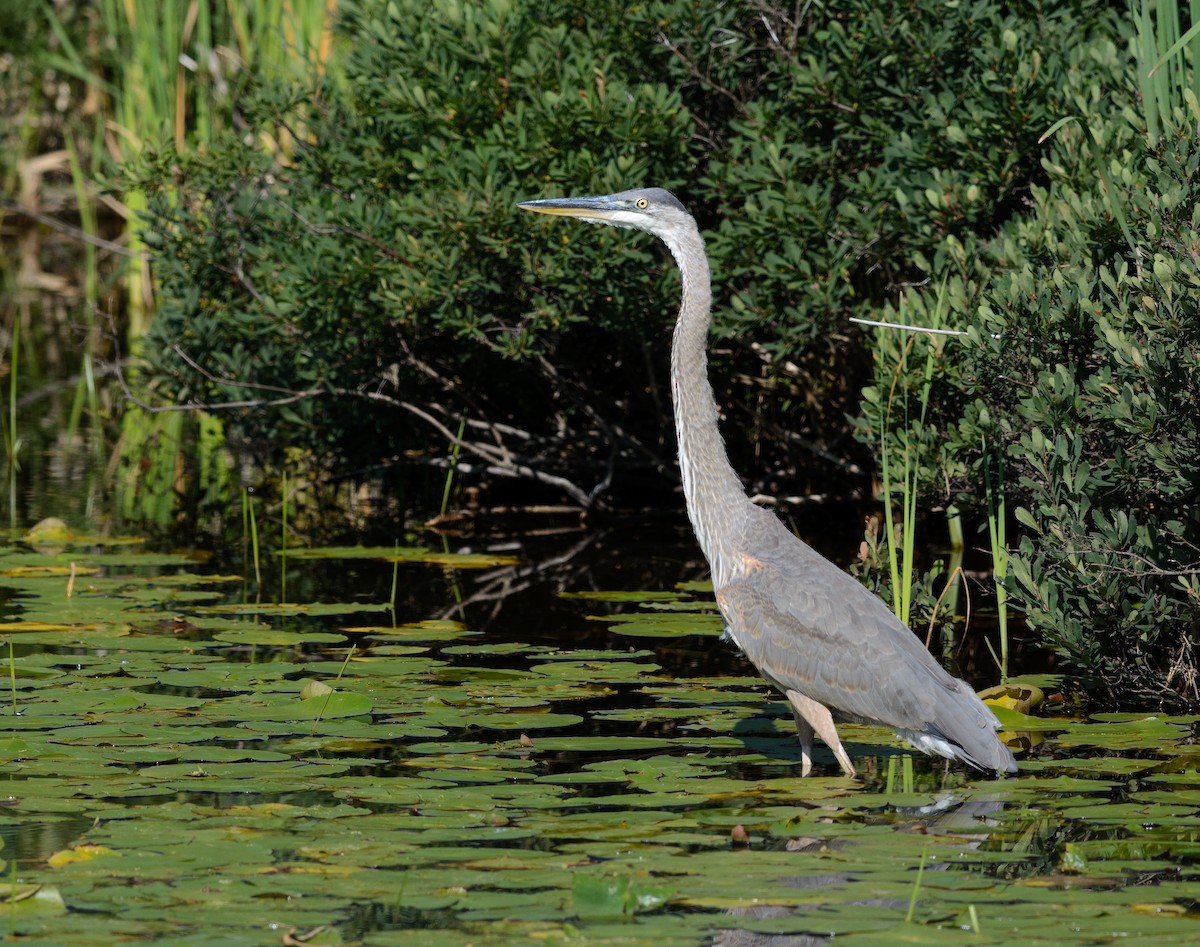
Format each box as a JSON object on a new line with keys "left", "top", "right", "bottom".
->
{"left": 0, "top": 532, "right": 1195, "bottom": 943}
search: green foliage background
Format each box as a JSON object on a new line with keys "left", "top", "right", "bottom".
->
{"left": 855, "top": 15, "right": 1200, "bottom": 709}
{"left": 140, "top": 0, "right": 1103, "bottom": 495}
{"left": 132, "top": 0, "right": 1200, "bottom": 707}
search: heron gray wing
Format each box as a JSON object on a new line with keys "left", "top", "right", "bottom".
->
{"left": 715, "top": 512, "right": 971, "bottom": 732}
{"left": 716, "top": 511, "right": 1015, "bottom": 772}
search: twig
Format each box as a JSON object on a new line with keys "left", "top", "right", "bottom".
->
{"left": 655, "top": 31, "right": 749, "bottom": 114}
{"left": 0, "top": 197, "right": 142, "bottom": 258}
{"left": 849, "top": 316, "right": 967, "bottom": 337}
{"left": 112, "top": 341, "right": 596, "bottom": 506}
{"left": 16, "top": 358, "right": 132, "bottom": 408}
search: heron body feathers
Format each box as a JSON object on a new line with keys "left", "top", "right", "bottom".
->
{"left": 717, "top": 510, "right": 1016, "bottom": 773}
{"left": 520, "top": 186, "right": 1017, "bottom": 777}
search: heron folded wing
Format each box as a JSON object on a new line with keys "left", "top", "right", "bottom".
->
{"left": 716, "top": 570, "right": 939, "bottom": 730}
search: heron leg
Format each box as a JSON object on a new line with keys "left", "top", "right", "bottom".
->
{"left": 788, "top": 702, "right": 816, "bottom": 777}
{"left": 785, "top": 690, "right": 858, "bottom": 779}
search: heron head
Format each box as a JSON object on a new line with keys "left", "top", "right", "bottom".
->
{"left": 518, "top": 187, "right": 691, "bottom": 240}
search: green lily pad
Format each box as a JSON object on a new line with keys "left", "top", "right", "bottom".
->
{"left": 595, "top": 611, "right": 725, "bottom": 638}
{"left": 282, "top": 545, "right": 520, "bottom": 568}
{"left": 1, "top": 528, "right": 1199, "bottom": 947}
{"left": 210, "top": 690, "right": 374, "bottom": 721}
{"left": 212, "top": 628, "right": 348, "bottom": 646}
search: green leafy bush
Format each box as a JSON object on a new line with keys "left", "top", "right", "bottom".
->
{"left": 138, "top": 0, "right": 1105, "bottom": 508}
{"left": 664, "top": 1, "right": 1105, "bottom": 448}
{"left": 983, "top": 124, "right": 1200, "bottom": 709}
{"left": 139, "top": 0, "right": 1200, "bottom": 706}
{"left": 140, "top": 0, "right": 693, "bottom": 504}
{"left": 860, "top": 24, "right": 1200, "bottom": 709}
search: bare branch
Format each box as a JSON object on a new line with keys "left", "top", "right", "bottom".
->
{"left": 0, "top": 197, "right": 143, "bottom": 258}
{"left": 654, "top": 31, "right": 748, "bottom": 115}
{"left": 111, "top": 340, "right": 596, "bottom": 507}
{"left": 275, "top": 199, "right": 413, "bottom": 264}
{"left": 341, "top": 387, "right": 592, "bottom": 506}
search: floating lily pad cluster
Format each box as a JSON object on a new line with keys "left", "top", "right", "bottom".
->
{"left": 0, "top": 540, "right": 1196, "bottom": 944}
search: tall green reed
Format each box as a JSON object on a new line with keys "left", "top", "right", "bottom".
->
{"left": 7, "top": 640, "right": 17, "bottom": 718}
{"left": 280, "top": 469, "right": 289, "bottom": 604}
{"left": 242, "top": 487, "right": 262, "bottom": 590}
{"left": 935, "top": 505, "right": 967, "bottom": 658}
{"left": 63, "top": 134, "right": 106, "bottom": 468}
{"left": 1137, "top": 0, "right": 1200, "bottom": 145}
{"left": 1, "top": 312, "right": 26, "bottom": 530}
{"left": 439, "top": 417, "right": 467, "bottom": 517}
{"left": 983, "top": 445, "right": 1010, "bottom": 682}
{"left": 390, "top": 541, "right": 400, "bottom": 627}
{"left": 2, "top": 318, "right": 15, "bottom": 529}
{"left": 864, "top": 284, "right": 1001, "bottom": 673}
{"left": 40, "top": 0, "right": 342, "bottom": 527}
{"left": 872, "top": 289, "right": 946, "bottom": 627}
{"left": 4, "top": 319, "right": 19, "bottom": 483}
{"left": 905, "top": 843, "right": 928, "bottom": 923}
{"left": 6, "top": 859, "right": 14, "bottom": 937}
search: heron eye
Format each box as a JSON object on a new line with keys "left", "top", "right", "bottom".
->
{"left": 636, "top": 198, "right": 648, "bottom": 209}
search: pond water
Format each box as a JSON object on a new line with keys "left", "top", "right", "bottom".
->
{"left": 0, "top": 510, "right": 1197, "bottom": 946}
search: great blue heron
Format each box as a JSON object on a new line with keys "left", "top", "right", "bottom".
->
{"left": 519, "top": 187, "right": 1017, "bottom": 778}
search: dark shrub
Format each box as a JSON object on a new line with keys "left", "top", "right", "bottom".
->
{"left": 140, "top": 0, "right": 1103, "bottom": 508}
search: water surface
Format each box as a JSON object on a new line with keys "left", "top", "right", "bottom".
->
{"left": 0, "top": 518, "right": 1195, "bottom": 944}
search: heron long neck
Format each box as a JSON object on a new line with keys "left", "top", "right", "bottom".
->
{"left": 666, "top": 225, "right": 751, "bottom": 575}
